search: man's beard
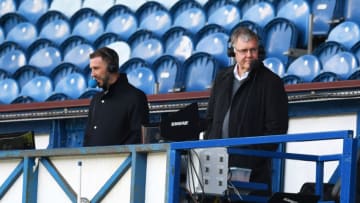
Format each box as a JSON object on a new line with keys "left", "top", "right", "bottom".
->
{"left": 97, "top": 73, "right": 110, "bottom": 90}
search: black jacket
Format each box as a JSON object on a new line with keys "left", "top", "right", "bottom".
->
{"left": 84, "top": 73, "right": 149, "bottom": 146}
{"left": 205, "top": 61, "right": 289, "bottom": 185}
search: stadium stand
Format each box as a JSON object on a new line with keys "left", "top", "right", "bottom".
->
{"left": 17, "top": 0, "right": 49, "bottom": 24}
{"left": 14, "top": 75, "right": 53, "bottom": 103}
{"left": 0, "top": 77, "right": 19, "bottom": 104}
{"left": 326, "top": 20, "right": 360, "bottom": 50}
{"left": 242, "top": 1, "right": 275, "bottom": 28}
{"left": 162, "top": 26, "right": 194, "bottom": 63}
{"left": 0, "top": 41, "right": 27, "bottom": 75}
{"left": 51, "top": 67, "right": 87, "bottom": 99}
{"left": 82, "top": 0, "right": 114, "bottom": 15}
{"left": 313, "top": 41, "right": 347, "bottom": 67}
{"left": 263, "top": 56, "right": 286, "bottom": 78}
{"left": 0, "top": 0, "right": 16, "bottom": 16}
{"left": 311, "top": 0, "right": 343, "bottom": 37}
{"left": 343, "top": 0, "right": 360, "bottom": 25}
{"left": 115, "top": 0, "right": 146, "bottom": 11}
{"left": 48, "top": 0, "right": 82, "bottom": 18}
{"left": 283, "top": 54, "right": 322, "bottom": 84}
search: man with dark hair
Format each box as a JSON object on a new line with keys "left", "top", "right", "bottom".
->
{"left": 205, "top": 27, "right": 289, "bottom": 197}
{"left": 84, "top": 47, "right": 149, "bottom": 146}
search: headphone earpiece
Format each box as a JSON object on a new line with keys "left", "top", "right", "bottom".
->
{"left": 227, "top": 40, "right": 235, "bottom": 57}
{"left": 99, "top": 47, "right": 119, "bottom": 73}
{"left": 107, "top": 63, "right": 118, "bottom": 73}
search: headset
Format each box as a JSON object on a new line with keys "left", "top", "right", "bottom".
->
{"left": 97, "top": 47, "right": 119, "bottom": 73}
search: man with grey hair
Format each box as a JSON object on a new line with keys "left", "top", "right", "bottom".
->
{"left": 205, "top": 26, "right": 289, "bottom": 199}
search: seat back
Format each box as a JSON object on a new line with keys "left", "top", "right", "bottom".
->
{"left": 264, "top": 17, "right": 298, "bottom": 66}
{"left": 0, "top": 78, "right": 19, "bottom": 104}
{"left": 183, "top": 52, "right": 219, "bottom": 92}
{"left": 61, "top": 36, "right": 95, "bottom": 70}
{"left": 128, "top": 30, "right": 164, "bottom": 64}
{"left": 152, "top": 55, "right": 183, "bottom": 94}
{"left": 312, "top": 0, "right": 341, "bottom": 36}
{"left": 195, "top": 24, "right": 229, "bottom": 68}
{"left": 82, "top": 0, "right": 114, "bottom": 15}
{"left": 204, "top": 0, "right": 241, "bottom": 32}
{"left": 163, "top": 26, "right": 194, "bottom": 62}
{"left": 136, "top": 1, "right": 172, "bottom": 37}
{"left": 313, "top": 41, "right": 347, "bottom": 67}
{"left": 70, "top": 8, "right": 104, "bottom": 43}
{"left": 0, "top": 42, "right": 27, "bottom": 75}
{"left": 103, "top": 5, "right": 138, "bottom": 41}
{"left": 327, "top": 20, "right": 360, "bottom": 50}
{"left": 121, "top": 58, "right": 156, "bottom": 95}
{"left": 343, "top": 0, "right": 360, "bottom": 25}
{"left": 242, "top": 1, "right": 275, "bottom": 28}
{"left": 54, "top": 72, "right": 87, "bottom": 99}
{"left": 284, "top": 54, "right": 322, "bottom": 84}
{"left": 263, "top": 57, "right": 286, "bottom": 78}
{"left": 314, "top": 51, "right": 358, "bottom": 82}
{"left": 277, "top": 0, "right": 310, "bottom": 48}
{"left": 0, "top": 0, "right": 16, "bottom": 16}
{"left": 28, "top": 39, "right": 62, "bottom": 75}
{"left": 19, "top": 75, "right": 53, "bottom": 102}
{"left": 37, "top": 10, "right": 71, "bottom": 45}
{"left": 49, "top": 0, "right": 82, "bottom": 18}
{"left": 170, "top": 0, "right": 206, "bottom": 34}
{"left": 17, "top": 0, "right": 49, "bottom": 23}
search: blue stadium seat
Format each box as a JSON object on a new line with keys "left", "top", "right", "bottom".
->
{"left": 238, "top": 0, "right": 264, "bottom": 14}
{"left": 61, "top": 35, "right": 95, "bottom": 71}
{"left": 155, "top": 0, "right": 178, "bottom": 9}
{"left": 49, "top": 0, "right": 82, "bottom": 18}
{"left": 152, "top": 55, "right": 183, "bottom": 94}
{"left": 313, "top": 41, "right": 347, "bottom": 67}
{"left": 37, "top": 10, "right": 71, "bottom": 46}
{"left": 103, "top": 5, "right": 138, "bottom": 41}
{"left": 195, "top": 24, "right": 229, "bottom": 68}
{"left": 283, "top": 54, "right": 322, "bottom": 84}
{"left": 183, "top": 52, "right": 219, "bottom": 92}
{"left": 128, "top": 30, "right": 164, "bottom": 65}
{"left": 162, "top": 26, "right": 194, "bottom": 62}
{"left": 0, "top": 26, "right": 4, "bottom": 44}
{"left": 120, "top": 58, "right": 156, "bottom": 95}
{"left": 78, "top": 88, "right": 101, "bottom": 99}
{"left": 0, "top": 42, "right": 27, "bottom": 75}
{"left": 0, "top": 69, "right": 8, "bottom": 79}
{"left": 94, "top": 32, "right": 131, "bottom": 67}
{"left": 52, "top": 70, "right": 87, "bottom": 99}
{"left": 263, "top": 18, "right": 298, "bottom": 66}
{"left": 327, "top": 21, "right": 360, "bottom": 50}
{"left": 204, "top": 0, "right": 241, "bottom": 32}
{"left": 277, "top": 0, "right": 310, "bottom": 48}
{"left": 343, "top": 0, "right": 360, "bottom": 25}
{"left": 0, "top": 78, "right": 19, "bottom": 104}
{"left": 0, "top": 0, "right": 16, "bottom": 16}
{"left": 263, "top": 57, "right": 286, "bottom": 78}
{"left": 136, "top": 1, "right": 172, "bottom": 37}
{"left": 27, "top": 39, "right": 62, "bottom": 75}
{"left": 70, "top": 8, "right": 104, "bottom": 43}
{"left": 18, "top": 75, "right": 53, "bottom": 102}
{"left": 13, "top": 65, "right": 44, "bottom": 88}
{"left": 82, "top": 0, "right": 114, "bottom": 15}
{"left": 17, "top": 0, "right": 49, "bottom": 23}
{"left": 242, "top": 1, "right": 275, "bottom": 28}
{"left": 312, "top": 0, "right": 343, "bottom": 36}
{"left": 313, "top": 51, "right": 358, "bottom": 82}
{"left": 351, "top": 41, "right": 360, "bottom": 64}
{"left": 170, "top": 0, "right": 206, "bottom": 34}
{"left": 0, "top": 13, "right": 38, "bottom": 49}
{"left": 115, "top": 0, "right": 146, "bottom": 12}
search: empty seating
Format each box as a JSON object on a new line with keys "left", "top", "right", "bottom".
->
{"left": 103, "top": 5, "right": 138, "bottom": 41}
{"left": 152, "top": 55, "right": 183, "bottom": 93}
{"left": 50, "top": 63, "right": 87, "bottom": 99}
{"left": 170, "top": 0, "right": 206, "bottom": 34}
{"left": 195, "top": 24, "right": 229, "bottom": 68}
{"left": 204, "top": 0, "right": 241, "bottom": 32}
{"left": 0, "top": 0, "right": 16, "bottom": 16}
{"left": 49, "top": 0, "right": 82, "bottom": 18}
{"left": 17, "top": 0, "right": 49, "bottom": 23}
{"left": 242, "top": 1, "right": 275, "bottom": 28}
{"left": 61, "top": 35, "right": 95, "bottom": 71}
{"left": 263, "top": 57, "right": 286, "bottom": 78}
{"left": 277, "top": 0, "right": 310, "bottom": 48}
{"left": 183, "top": 52, "right": 219, "bottom": 92}
{"left": 327, "top": 20, "right": 360, "bottom": 50}
{"left": 128, "top": 30, "right": 164, "bottom": 64}
{"left": 94, "top": 32, "right": 131, "bottom": 67}
{"left": 162, "top": 26, "right": 194, "bottom": 62}
{"left": 13, "top": 65, "right": 44, "bottom": 88}
{"left": 343, "top": 0, "right": 360, "bottom": 25}
{"left": 136, "top": 1, "right": 172, "bottom": 37}
{"left": 283, "top": 54, "right": 322, "bottom": 84}
{"left": 263, "top": 18, "right": 298, "bottom": 66}
{"left": 0, "top": 78, "right": 19, "bottom": 104}
{"left": 312, "top": 0, "right": 343, "bottom": 36}
{"left": 37, "top": 10, "right": 71, "bottom": 46}
{"left": 115, "top": 0, "right": 146, "bottom": 11}
{"left": 0, "top": 13, "right": 38, "bottom": 49}
{"left": 313, "top": 51, "right": 358, "bottom": 82}
{"left": 70, "top": 8, "right": 105, "bottom": 43}
{"left": 313, "top": 41, "right": 347, "bottom": 67}
{"left": 82, "top": 0, "right": 114, "bottom": 15}
{"left": 0, "top": 42, "right": 27, "bottom": 75}
{"left": 27, "top": 39, "right": 62, "bottom": 75}
{"left": 120, "top": 58, "right": 156, "bottom": 95}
